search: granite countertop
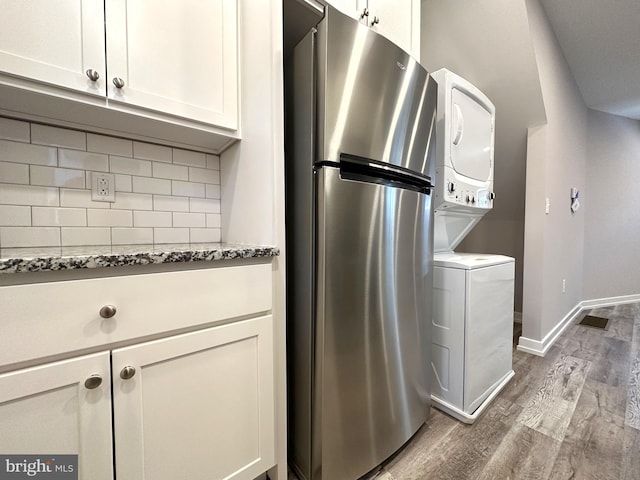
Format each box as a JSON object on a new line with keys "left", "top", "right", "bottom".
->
{"left": 0, "top": 243, "right": 280, "bottom": 274}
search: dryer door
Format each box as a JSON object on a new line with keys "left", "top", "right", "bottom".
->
{"left": 449, "top": 87, "right": 494, "bottom": 182}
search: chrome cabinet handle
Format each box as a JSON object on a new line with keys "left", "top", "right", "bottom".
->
{"left": 99, "top": 305, "right": 117, "bottom": 319}
{"left": 360, "top": 8, "right": 369, "bottom": 19}
{"left": 112, "top": 77, "right": 125, "bottom": 89}
{"left": 120, "top": 365, "right": 136, "bottom": 380}
{"left": 84, "top": 374, "right": 103, "bottom": 389}
{"left": 86, "top": 69, "right": 100, "bottom": 81}
{"left": 370, "top": 16, "right": 380, "bottom": 26}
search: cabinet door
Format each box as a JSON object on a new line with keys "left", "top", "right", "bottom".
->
{"left": 326, "top": 0, "right": 360, "bottom": 20}
{"left": 112, "top": 315, "right": 275, "bottom": 480}
{"left": 0, "top": 0, "right": 105, "bottom": 95}
{"left": 367, "top": 0, "right": 419, "bottom": 57}
{"left": 0, "top": 352, "right": 113, "bottom": 480}
{"left": 105, "top": 0, "right": 238, "bottom": 129}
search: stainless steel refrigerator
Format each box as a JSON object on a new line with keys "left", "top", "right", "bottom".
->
{"left": 285, "top": 6, "right": 437, "bottom": 480}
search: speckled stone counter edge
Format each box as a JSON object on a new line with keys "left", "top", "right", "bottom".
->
{"left": 0, "top": 244, "right": 280, "bottom": 274}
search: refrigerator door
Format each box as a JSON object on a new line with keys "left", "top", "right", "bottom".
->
{"left": 316, "top": 7, "right": 437, "bottom": 176}
{"left": 315, "top": 166, "right": 432, "bottom": 480}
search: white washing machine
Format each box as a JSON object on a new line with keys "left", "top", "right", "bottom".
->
{"left": 431, "top": 252, "right": 515, "bottom": 423}
{"left": 430, "top": 69, "right": 515, "bottom": 423}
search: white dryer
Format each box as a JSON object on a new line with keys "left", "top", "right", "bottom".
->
{"left": 430, "top": 69, "right": 515, "bottom": 423}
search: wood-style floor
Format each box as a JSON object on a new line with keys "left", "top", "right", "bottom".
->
{"left": 289, "top": 302, "right": 640, "bottom": 480}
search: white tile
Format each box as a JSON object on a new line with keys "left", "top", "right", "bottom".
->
{"left": 112, "top": 227, "right": 153, "bottom": 245}
{"left": 206, "top": 214, "right": 221, "bottom": 228}
{"left": 0, "top": 183, "right": 59, "bottom": 206}
{"left": 154, "top": 227, "right": 189, "bottom": 244}
{"left": 206, "top": 154, "right": 220, "bottom": 170}
{"left": 59, "top": 149, "right": 109, "bottom": 171}
{"left": 0, "top": 140, "right": 56, "bottom": 166}
{"left": 87, "top": 133, "right": 133, "bottom": 156}
{"left": 190, "top": 228, "right": 221, "bottom": 243}
{"left": 133, "top": 211, "right": 172, "bottom": 228}
{"left": 32, "top": 207, "right": 86, "bottom": 226}
{"left": 31, "top": 124, "right": 86, "bottom": 150}
{"left": 133, "top": 142, "right": 172, "bottom": 163}
{"left": 173, "top": 148, "right": 206, "bottom": 168}
{"left": 0, "top": 205, "right": 31, "bottom": 226}
{"left": 173, "top": 212, "right": 205, "bottom": 228}
{"left": 152, "top": 162, "right": 188, "bottom": 181}
{"left": 132, "top": 176, "right": 171, "bottom": 195}
{"left": 110, "top": 156, "right": 152, "bottom": 176}
{"left": 0, "top": 161, "right": 29, "bottom": 184}
{"left": 189, "top": 198, "right": 220, "bottom": 213}
{"left": 61, "top": 227, "right": 110, "bottom": 246}
{"left": 205, "top": 184, "right": 221, "bottom": 199}
{"left": 87, "top": 209, "right": 133, "bottom": 227}
{"left": 115, "top": 174, "right": 132, "bottom": 192}
{"left": 153, "top": 195, "right": 189, "bottom": 212}
{"left": 60, "top": 188, "right": 109, "bottom": 209}
{"left": 188, "top": 167, "right": 219, "bottom": 184}
{"left": 30, "top": 166, "right": 85, "bottom": 188}
{"left": 1, "top": 226, "right": 60, "bottom": 247}
{"left": 172, "top": 180, "right": 205, "bottom": 198}
{"left": 0, "top": 117, "right": 30, "bottom": 142}
{"left": 111, "top": 192, "right": 153, "bottom": 211}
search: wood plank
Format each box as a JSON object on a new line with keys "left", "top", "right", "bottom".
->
{"left": 549, "top": 380, "right": 626, "bottom": 480}
{"left": 382, "top": 409, "right": 460, "bottom": 480}
{"left": 588, "top": 336, "right": 631, "bottom": 387}
{"left": 384, "top": 398, "right": 522, "bottom": 480}
{"left": 621, "top": 425, "right": 640, "bottom": 480}
{"left": 475, "top": 423, "right": 561, "bottom": 480}
{"left": 625, "top": 310, "right": 640, "bottom": 430}
{"left": 517, "top": 355, "right": 591, "bottom": 441}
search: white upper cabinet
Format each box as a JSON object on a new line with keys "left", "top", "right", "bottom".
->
{"left": 0, "top": 0, "right": 106, "bottom": 96}
{"left": 105, "top": 0, "right": 238, "bottom": 129}
{"left": 0, "top": 0, "right": 239, "bottom": 151}
{"left": 325, "top": 0, "right": 420, "bottom": 58}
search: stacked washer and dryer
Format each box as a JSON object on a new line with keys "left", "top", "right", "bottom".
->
{"left": 429, "top": 69, "right": 515, "bottom": 423}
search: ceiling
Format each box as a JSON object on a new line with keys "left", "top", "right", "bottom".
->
{"left": 539, "top": 0, "right": 640, "bottom": 120}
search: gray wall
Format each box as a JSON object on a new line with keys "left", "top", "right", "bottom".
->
{"left": 420, "top": 0, "right": 546, "bottom": 312}
{"left": 583, "top": 111, "right": 640, "bottom": 300}
{"left": 522, "top": 0, "right": 588, "bottom": 342}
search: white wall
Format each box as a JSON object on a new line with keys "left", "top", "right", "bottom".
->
{"left": 420, "top": 0, "right": 546, "bottom": 312}
{"left": 583, "top": 110, "right": 640, "bottom": 300}
{"left": 520, "top": 0, "right": 588, "bottom": 348}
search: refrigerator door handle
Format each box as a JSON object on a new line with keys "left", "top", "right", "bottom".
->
{"left": 337, "top": 153, "right": 433, "bottom": 194}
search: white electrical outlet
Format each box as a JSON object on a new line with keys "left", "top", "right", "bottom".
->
{"left": 562, "top": 279, "right": 566, "bottom": 293}
{"left": 91, "top": 172, "right": 116, "bottom": 202}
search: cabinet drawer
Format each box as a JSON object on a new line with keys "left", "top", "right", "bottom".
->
{"left": 0, "top": 263, "right": 272, "bottom": 367}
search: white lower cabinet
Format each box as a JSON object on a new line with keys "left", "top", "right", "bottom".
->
{"left": 0, "top": 264, "right": 276, "bottom": 480}
{"left": 0, "top": 352, "right": 113, "bottom": 480}
{"left": 113, "top": 316, "right": 275, "bottom": 480}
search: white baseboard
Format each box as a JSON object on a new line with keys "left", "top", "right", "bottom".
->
{"left": 581, "top": 294, "right": 640, "bottom": 309}
{"left": 517, "top": 303, "right": 582, "bottom": 357}
{"left": 517, "top": 293, "right": 640, "bottom": 357}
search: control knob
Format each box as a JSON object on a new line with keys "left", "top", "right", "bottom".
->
{"left": 447, "top": 182, "right": 455, "bottom": 193}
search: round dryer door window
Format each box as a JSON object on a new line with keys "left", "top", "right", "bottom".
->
{"left": 449, "top": 87, "right": 493, "bottom": 182}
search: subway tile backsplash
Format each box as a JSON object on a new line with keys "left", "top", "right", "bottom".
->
{"left": 0, "top": 117, "right": 222, "bottom": 248}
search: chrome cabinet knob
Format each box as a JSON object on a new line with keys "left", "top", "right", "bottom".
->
{"left": 360, "top": 8, "right": 369, "bottom": 19}
{"left": 86, "top": 69, "right": 100, "bottom": 81}
{"left": 84, "top": 374, "right": 103, "bottom": 389}
{"left": 120, "top": 365, "right": 136, "bottom": 380}
{"left": 112, "top": 77, "right": 125, "bottom": 89}
{"left": 370, "top": 16, "right": 380, "bottom": 26}
{"left": 99, "top": 305, "right": 117, "bottom": 319}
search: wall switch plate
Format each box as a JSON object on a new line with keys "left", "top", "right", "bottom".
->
{"left": 91, "top": 172, "right": 116, "bottom": 202}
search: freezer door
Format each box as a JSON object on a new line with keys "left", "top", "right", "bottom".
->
{"left": 314, "top": 166, "right": 432, "bottom": 480}
{"left": 316, "top": 7, "right": 437, "bottom": 176}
